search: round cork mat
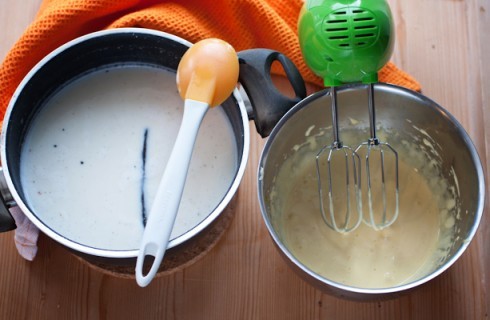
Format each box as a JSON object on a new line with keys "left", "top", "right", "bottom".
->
{"left": 71, "top": 194, "right": 238, "bottom": 279}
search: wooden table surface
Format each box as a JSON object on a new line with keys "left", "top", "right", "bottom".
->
{"left": 1, "top": 1, "right": 489, "bottom": 319}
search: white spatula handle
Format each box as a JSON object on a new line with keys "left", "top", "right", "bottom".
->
{"left": 135, "top": 100, "right": 208, "bottom": 287}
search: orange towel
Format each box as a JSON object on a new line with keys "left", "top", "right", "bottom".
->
{"left": 0, "top": 0, "right": 421, "bottom": 123}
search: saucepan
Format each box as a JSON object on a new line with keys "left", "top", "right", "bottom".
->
{"left": 0, "top": 28, "right": 306, "bottom": 275}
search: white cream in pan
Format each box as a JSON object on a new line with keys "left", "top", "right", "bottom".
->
{"left": 20, "top": 65, "right": 238, "bottom": 250}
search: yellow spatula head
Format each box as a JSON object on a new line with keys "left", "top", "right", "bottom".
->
{"left": 177, "top": 38, "right": 239, "bottom": 107}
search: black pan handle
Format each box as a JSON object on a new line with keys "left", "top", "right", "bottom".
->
{"left": 238, "top": 49, "right": 307, "bottom": 137}
{"left": 0, "top": 201, "right": 15, "bottom": 232}
{"left": 0, "top": 169, "right": 16, "bottom": 232}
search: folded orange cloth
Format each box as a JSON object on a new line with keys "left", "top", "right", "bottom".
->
{"left": 0, "top": 0, "right": 421, "bottom": 260}
{"left": 0, "top": 0, "right": 421, "bottom": 122}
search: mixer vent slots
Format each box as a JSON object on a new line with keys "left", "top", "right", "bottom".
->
{"left": 324, "top": 8, "right": 378, "bottom": 49}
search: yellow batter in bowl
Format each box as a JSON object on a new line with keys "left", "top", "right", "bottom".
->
{"left": 270, "top": 128, "right": 457, "bottom": 289}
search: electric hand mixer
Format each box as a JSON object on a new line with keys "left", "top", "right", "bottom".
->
{"left": 298, "top": 0, "right": 399, "bottom": 233}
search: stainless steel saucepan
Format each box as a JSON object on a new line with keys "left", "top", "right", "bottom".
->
{"left": 0, "top": 28, "right": 306, "bottom": 275}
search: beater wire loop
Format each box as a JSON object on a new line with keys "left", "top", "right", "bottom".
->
{"left": 316, "top": 84, "right": 400, "bottom": 233}
{"left": 355, "top": 84, "right": 399, "bottom": 231}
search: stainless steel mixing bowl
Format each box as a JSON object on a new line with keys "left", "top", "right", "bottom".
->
{"left": 258, "top": 83, "right": 485, "bottom": 300}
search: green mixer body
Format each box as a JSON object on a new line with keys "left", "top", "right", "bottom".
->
{"left": 298, "top": 0, "right": 394, "bottom": 86}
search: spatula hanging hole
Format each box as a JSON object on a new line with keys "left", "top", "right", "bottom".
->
{"left": 141, "top": 254, "right": 156, "bottom": 277}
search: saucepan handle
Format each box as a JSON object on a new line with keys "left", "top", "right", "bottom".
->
{"left": 0, "top": 202, "right": 15, "bottom": 232}
{"left": 238, "top": 49, "right": 307, "bottom": 138}
{"left": 0, "top": 168, "right": 16, "bottom": 232}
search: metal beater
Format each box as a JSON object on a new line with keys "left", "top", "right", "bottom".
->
{"left": 315, "top": 86, "right": 362, "bottom": 233}
{"left": 299, "top": 0, "right": 400, "bottom": 232}
{"left": 355, "top": 84, "right": 399, "bottom": 230}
